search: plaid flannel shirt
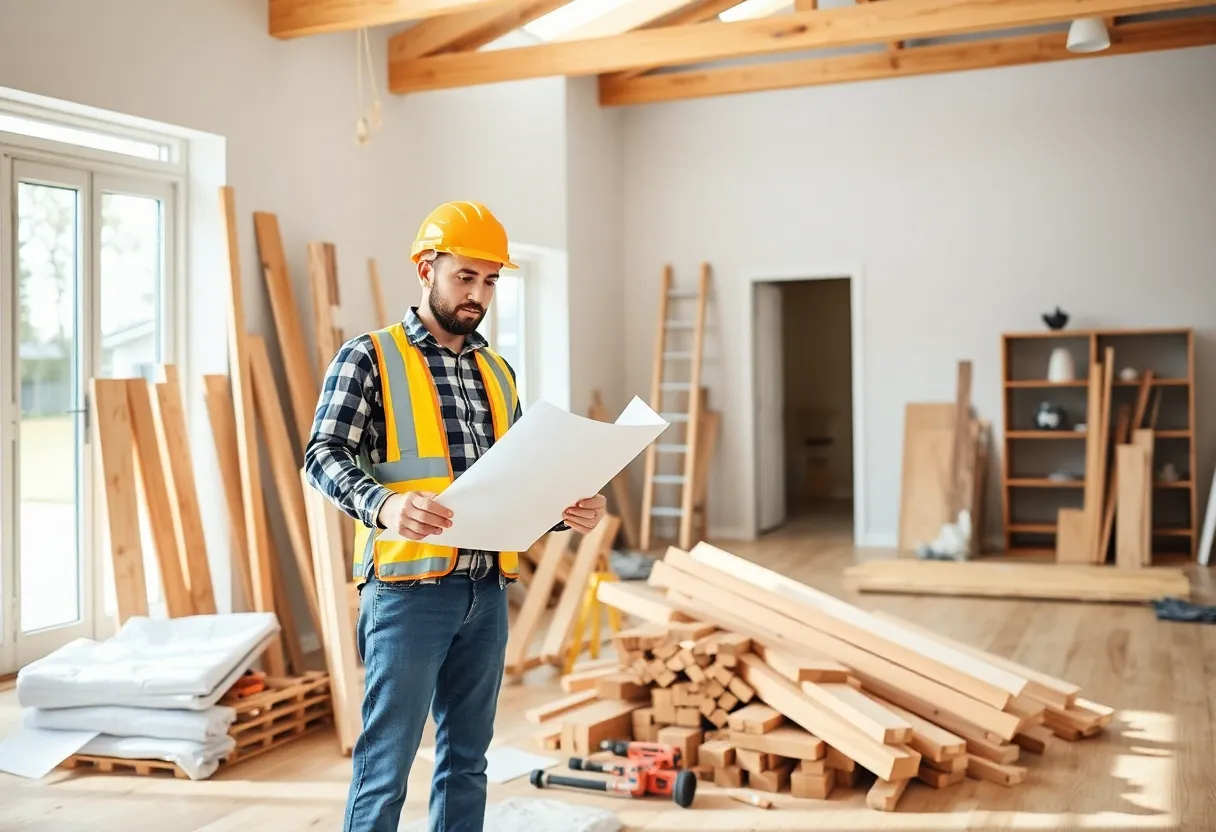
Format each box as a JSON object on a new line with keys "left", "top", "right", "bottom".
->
{"left": 304, "top": 307, "right": 559, "bottom": 582}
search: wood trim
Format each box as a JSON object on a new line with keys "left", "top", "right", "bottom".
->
{"left": 600, "top": 16, "right": 1216, "bottom": 106}
{"left": 219, "top": 186, "right": 285, "bottom": 675}
{"left": 270, "top": 0, "right": 499, "bottom": 39}
{"left": 389, "top": 0, "right": 571, "bottom": 60}
{"left": 389, "top": 0, "right": 1209, "bottom": 92}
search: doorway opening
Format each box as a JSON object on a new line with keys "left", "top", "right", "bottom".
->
{"left": 753, "top": 276, "right": 857, "bottom": 540}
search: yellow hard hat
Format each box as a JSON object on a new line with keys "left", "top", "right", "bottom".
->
{"left": 410, "top": 201, "right": 517, "bottom": 269}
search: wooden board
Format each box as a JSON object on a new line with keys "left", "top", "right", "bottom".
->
{"left": 505, "top": 530, "right": 571, "bottom": 675}
{"left": 898, "top": 403, "right": 956, "bottom": 551}
{"left": 595, "top": 580, "right": 692, "bottom": 624}
{"left": 252, "top": 211, "right": 318, "bottom": 447}
{"left": 950, "top": 360, "right": 974, "bottom": 520}
{"left": 308, "top": 241, "right": 343, "bottom": 381}
{"left": 524, "top": 690, "right": 598, "bottom": 724}
{"left": 1086, "top": 349, "right": 1116, "bottom": 563}
{"left": 589, "top": 389, "right": 639, "bottom": 550}
{"left": 202, "top": 375, "right": 254, "bottom": 609}
{"left": 1115, "top": 444, "right": 1151, "bottom": 568}
{"left": 1074, "top": 358, "right": 1107, "bottom": 563}
{"left": 843, "top": 559, "right": 1189, "bottom": 603}
{"left": 541, "top": 517, "right": 619, "bottom": 664}
{"left": 1055, "top": 508, "right": 1088, "bottom": 563}
{"left": 219, "top": 185, "right": 284, "bottom": 675}
{"left": 301, "top": 472, "right": 363, "bottom": 755}
{"left": 153, "top": 366, "right": 216, "bottom": 614}
{"left": 90, "top": 379, "right": 148, "bottom": 623}
{"left": 800, "top": 682, "right": 913, "bottom": 745}
{"left": 753, "top": 644, "right": 850, "bottom": 683}
{"left": 248, "top": 335, "right": 323, "bottom": 638}
{"left": 125, "top": 378, "right": 194, "bottom": 618}
{"left": 367, "top": 257, "right": 390, "bottom": 330}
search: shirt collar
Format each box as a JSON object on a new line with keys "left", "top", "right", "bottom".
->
{"left": 403, "top": 306, "right": 489, "bottom": 353}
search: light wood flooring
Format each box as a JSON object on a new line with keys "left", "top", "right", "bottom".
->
{"left": 3, "top": 512, "right": 1215, "bottom": 831}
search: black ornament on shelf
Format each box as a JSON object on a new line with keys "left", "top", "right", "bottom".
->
{"left": 1042, "top": 307, "right": 1069, "bottom": 330}
{"left": 1035, "top": 402, "right": 1068, "bottom": 431}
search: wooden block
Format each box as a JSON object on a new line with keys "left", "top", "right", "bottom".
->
{"left": 596, "top": 672, "right": 650, "bottom": 701}
{"left": 834, "top": 766, "right": 859, "bottom": 788}
{"left": 699, "top": 740, "right": 735, "bottom": 768}
{"left": 717, "top": 652, "right": 738, "bottom": 669}
{"left": 825, "top": 745, "right": 855, "bottom": 772}
{"left": 862, "top": 693, "right": 967, "bottom": 762}
{"left": 665, "top": 655, "right": 685, "bottom": 672}
{"left": 684, "top": 663, "right": 706, "bottom": 684}
{"left": 708, "top": 708, "right": 730, "bottom": 728}
{"left": 735, "top": 748, "right": 778, "bottom": 775}
{"left": 691, "top": 764, "right": 714, "bottom": 782}
{"left": 695, "top": 653, "right": 713, "bottom": 668}
{"left": 800, "top": 681, "right": 913, "bottom": 745}
{"left": 704, "top": 680, "right": 725, "bottom": 699}
{"left": 714, "top": 765, "right": 745, "bottom": 788}
{"left": 791, "top": 768, "right": 835, "bottom": 800}
{"left": 707, "top": 663, "right": 734, "bottom": 686}
{"left": 921, "top": 753, "right": 968, "bottom": 774}
{"left": 966, "top": 754, "right": 1027, "bottom": 787}
{"left": 1013, "top": 724, "right": 1054, "bottom": 755}
{"left": 631, "top": 707, "right": 655, "bottom": 728}
{"left": 653, "top": 642, "right": 680, "bottom": 660}
{"left": 637, "top": 723, "right": 662, "bottom": 742}
{"left": 710, "top": 632, "right": 753, "bottom": 656}
{"left": 748, "top": 761, "right": 794, "bottom": 793}
{"left": 918, "top": 762, "right": 966, "bottom": 789}
{"left": 717, "top": 692, "right": 739, "bottom": 712}
{"left": 676, "top": 647, "right": 697, "bottom": 667}
{"left": 867, "top": 777, "right": 909, "bottom": 812}
{"left": 560, "top": 700, "right": 643, "bottom": 755}
{"left": 698, "top": 700, "right": 717, "bottom": 718}
{"left": 728, "top": 727, "right": 825, "bottom": 761}
{"left": 1116, "top": 444, "right": 1151, "bottom": 569}
{"left": 797, "top": 758, "right": 827, "bottom": 775}
{"left": 727, "top": 704, "right": 784, "bottom": 734}
{"left": 1056, "top": 507, "right": 1089, "bottom": 563}
{"left": 667, "top": 621, "right": 716, "bottom": 641}
{"left": 728, "top": 676, "right": 756, "bottom": 704}
{"left": 561, "top": 665, "right": 619, "bottom": 693}
{"left": 675, "top": 708, "right": 701, "bottom": 728}
{"left": 532, "top": 726, "right": 561, "bottom": 751}
{"left": 655, "top": 669, "right": 679, "bottom": 688}
{"left": 756, "top": 644, "right": 851, "bottom": 684}
{"left": 966, "top": 735, "right": 1020, "bottom": 765}
{"left": 671, "top": 683, "right": 695, "bottom": 707}
{"left": 658, "top": 725, "right": 702, "bottom": 768}
{"left": 652, "top": 696, "right": 676, "bottom": 725}
{"left": 526, "top": 690, "right": 598, "bottom": 724}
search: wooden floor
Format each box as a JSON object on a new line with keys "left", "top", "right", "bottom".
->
{"left": 3, "top": 507, "right": 1215, "bottom": 831}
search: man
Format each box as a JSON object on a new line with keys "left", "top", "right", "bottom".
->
{"left": 305, "top": 200, "right": 606, "bottom": 832}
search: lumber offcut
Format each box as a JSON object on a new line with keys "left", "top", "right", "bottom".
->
{"left": 842, "top": 559, "right": 1189, "bottom": 603}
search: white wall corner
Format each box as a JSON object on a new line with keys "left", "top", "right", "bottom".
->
{"left": 860, "top": 531, "right": 899, "bottom": 549}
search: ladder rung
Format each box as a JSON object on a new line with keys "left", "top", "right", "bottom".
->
{"left": 660, "top": 383, "right": 691, "bottom": 391}
{"left": 659, "top": 413, "right": 688, "bottom": 422}
{"left": 663, "top": 351, "right": 692, "bottom": 360}
{"left": 665, "top": 321, "right": 695, "bottom": 330}
{"left": 650, "top": 506, "right": 685, "bottom": 517}
{"left": 654, "top": 475, "right": 687, "bottom": 485}
{"left": 656, "top": 444, "right": 689, "bottom": 453}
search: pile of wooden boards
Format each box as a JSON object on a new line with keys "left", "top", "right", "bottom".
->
{"left": 545, "top": 541, "right": 1117, "bottom": 812}
{"left": 1058, "top": 348, "right": 1164, "bottom": 567}
{"left": 899, "top": 360, "right": 990, "bottom": 557}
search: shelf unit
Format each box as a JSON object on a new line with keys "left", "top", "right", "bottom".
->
{"left": 1000, "top": 327, "right": 1198, "bottom": 561}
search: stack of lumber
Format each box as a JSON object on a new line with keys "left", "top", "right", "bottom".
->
{"left": 899, "top": 360, "right": 990, "bottom": 557}
{"left": 572, "top": 541, "right": 1118, "bottom": 812}
{"left": 842, "top": 558, "right": 1190, "bottom": 603}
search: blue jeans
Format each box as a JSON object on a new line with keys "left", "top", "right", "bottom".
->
{"left": 343, "top": 573, "right": 509, "bottom": 832}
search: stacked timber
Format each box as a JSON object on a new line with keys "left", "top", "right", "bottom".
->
{"left": 569, "top": 541, "right": 1117, "bottom": 812}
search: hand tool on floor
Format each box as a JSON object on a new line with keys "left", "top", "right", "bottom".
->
{"left": 597, "top": 739, "right": 682, "bottom": 769}
{"left": 530, "top": 760, "right": 697, "bottom": 808}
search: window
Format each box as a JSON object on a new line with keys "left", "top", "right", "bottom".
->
{"left": 1, "top": 97, "right": 182, "bottom": 674}
{"left": 479, "top": 260, "right": 530, "bottom": 407}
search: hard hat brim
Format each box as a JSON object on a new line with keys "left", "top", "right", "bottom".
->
{"left": 413, "top": 244, "right": 517, "bottom": 270}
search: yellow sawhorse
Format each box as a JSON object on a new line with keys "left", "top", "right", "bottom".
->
{"left": 563, "top": 572, "right": 622, "bottom": 674}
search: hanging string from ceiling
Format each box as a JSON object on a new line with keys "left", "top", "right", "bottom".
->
{"left": 355, "top": 27, "right": 382, "bottom": 145}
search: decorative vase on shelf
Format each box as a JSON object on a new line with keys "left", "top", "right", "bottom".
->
{"left": 1047, "top": 348, "right": 1075, "bottom": 383}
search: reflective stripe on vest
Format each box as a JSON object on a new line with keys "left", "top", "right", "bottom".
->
{"left": 353, "top": 323, "right": 520, "bottom": 583}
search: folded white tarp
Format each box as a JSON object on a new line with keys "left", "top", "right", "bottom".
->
{"left": 16, "top": 613, "right": 279, "bottom": 710}
{"left": 25, "top": 703, "right": 237, "bottom": 743}
{"left": 77, "top": 733, "right": 237, "bottom": 781}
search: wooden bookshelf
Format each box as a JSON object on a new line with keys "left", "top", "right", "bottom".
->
{"left": 1000, "top": 327, "right": 1198, "bottom": 561}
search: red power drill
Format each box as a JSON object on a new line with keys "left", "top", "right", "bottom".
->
{"left": 529, "top": 741, "right": 697, "bottom": 808}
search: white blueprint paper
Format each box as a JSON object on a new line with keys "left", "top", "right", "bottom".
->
{"left": 381, "top": 396, "right": 668, "bottom": 551}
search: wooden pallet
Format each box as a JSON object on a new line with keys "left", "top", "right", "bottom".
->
{"left": 61, "top": 673, "right": 334, "bottom": 778}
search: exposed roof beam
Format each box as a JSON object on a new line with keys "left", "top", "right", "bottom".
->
{"left": 389, "top": 0, "right": 571, "bottom": 60}
{"left": 794, "top": 0, "right": 817, "bottom": 9}
{"left": 598, "top": 16, "right": 1216, "bottom": 106}
{"left": 555, "top": 0, "right": 708, "bottom": 42}
{"left": 606, "top": 0, "right": 746, "bottom": 83}
{"left": 389, "top": 0, "right": 1209, "bottom": 93}
{"left": 269, "top": 0, "right": 499, "bottom": 39}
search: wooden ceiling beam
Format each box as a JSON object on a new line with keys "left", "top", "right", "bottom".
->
{"left": 269, "top": 0, "right": 500, "bottom": 39}
{"left": 606, "top": 0, "right": 745, "bottom": 83}
{"left": 555, "top": 0, "right": 709, "bottom": 42}
{"left": 389, "top": 0, "right": 571, "bottom": 60}
{"left": 598, "top": 16, "right": 1216, "bottom": 106}
{"left": 388, "top": 0, "right": 1209, "bottom": 93}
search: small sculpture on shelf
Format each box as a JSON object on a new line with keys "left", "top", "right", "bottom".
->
{"left": 1034, "top": 402, "right": 1068, "bottom": 431}
{"left": 1042, "top": 307, "right": 1069, "bottom": 330}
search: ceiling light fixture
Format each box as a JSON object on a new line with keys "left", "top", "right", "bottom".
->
{"left": 1066, "top": 17, "right": 1111, "bottom": 53}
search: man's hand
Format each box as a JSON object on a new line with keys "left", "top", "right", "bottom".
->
{"left": 378, "top": 491, "right": 453, "bottom": 540}
{"left": 562, "top": 494, "right": 606, "bottom": 535}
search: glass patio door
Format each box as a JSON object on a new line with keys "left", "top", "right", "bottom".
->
{"left": 4, "top": 160, "right": 94, "bottom": 669}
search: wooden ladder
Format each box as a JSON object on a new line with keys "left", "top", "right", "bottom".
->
{"left": 640, "top": 262, "right": 710, "bottom": 552}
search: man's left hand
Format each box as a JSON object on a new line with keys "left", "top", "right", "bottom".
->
{"left": 562, "top": 494, "right": 606, "bottom": 534}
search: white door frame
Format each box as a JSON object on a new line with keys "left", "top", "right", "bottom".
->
{"left": 744, "top": 268, "right": 866, "bottom": 546}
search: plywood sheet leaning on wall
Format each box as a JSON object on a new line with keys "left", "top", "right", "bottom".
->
{"left": 898, "top": 403, "right": 956, "bottom": 552}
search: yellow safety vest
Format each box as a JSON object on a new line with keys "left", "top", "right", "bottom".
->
{"left": 352, "top": 322, "right": 521, "bottom": 583}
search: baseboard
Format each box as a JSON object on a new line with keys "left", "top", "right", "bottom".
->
{"left": 707, "top": 525, "right": 756, "bottom": 542}
{"left": 861, "top": 532, "right": 898, "bottom": 549}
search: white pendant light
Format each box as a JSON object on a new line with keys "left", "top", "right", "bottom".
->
{"left": 1067, "top": 17, "right": 1110, "bottom": 53}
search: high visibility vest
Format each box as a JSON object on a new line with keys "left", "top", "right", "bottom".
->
{"left": 352, "top": 322, "right": 521, "bottom": 583}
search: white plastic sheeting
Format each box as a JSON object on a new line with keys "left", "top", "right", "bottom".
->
{"left": 25, "top": 703, "right": 237, "bottom": 743}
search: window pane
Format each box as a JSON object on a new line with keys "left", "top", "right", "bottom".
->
{"left": 17, "top": 182, "right": 83, "bottom": 632}
{"left": 99, "top": 192, "right": 165, "bottom": 607}
{"left": 0, "top": 113, "right": 168, "bottom": 161}
{"left": 493, "top": 274, "right": 525, "bottom": 403}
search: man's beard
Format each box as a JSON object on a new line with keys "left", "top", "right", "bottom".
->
{"left": 429, "top": 292, "right": 486, "bottom": 336}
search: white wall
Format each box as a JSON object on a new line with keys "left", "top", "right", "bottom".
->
{"left": 0, "top": 1, "right": 570, "bottom": 636}
{"left": 620, "top": 46, "right": 1216, "bottom": 545}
